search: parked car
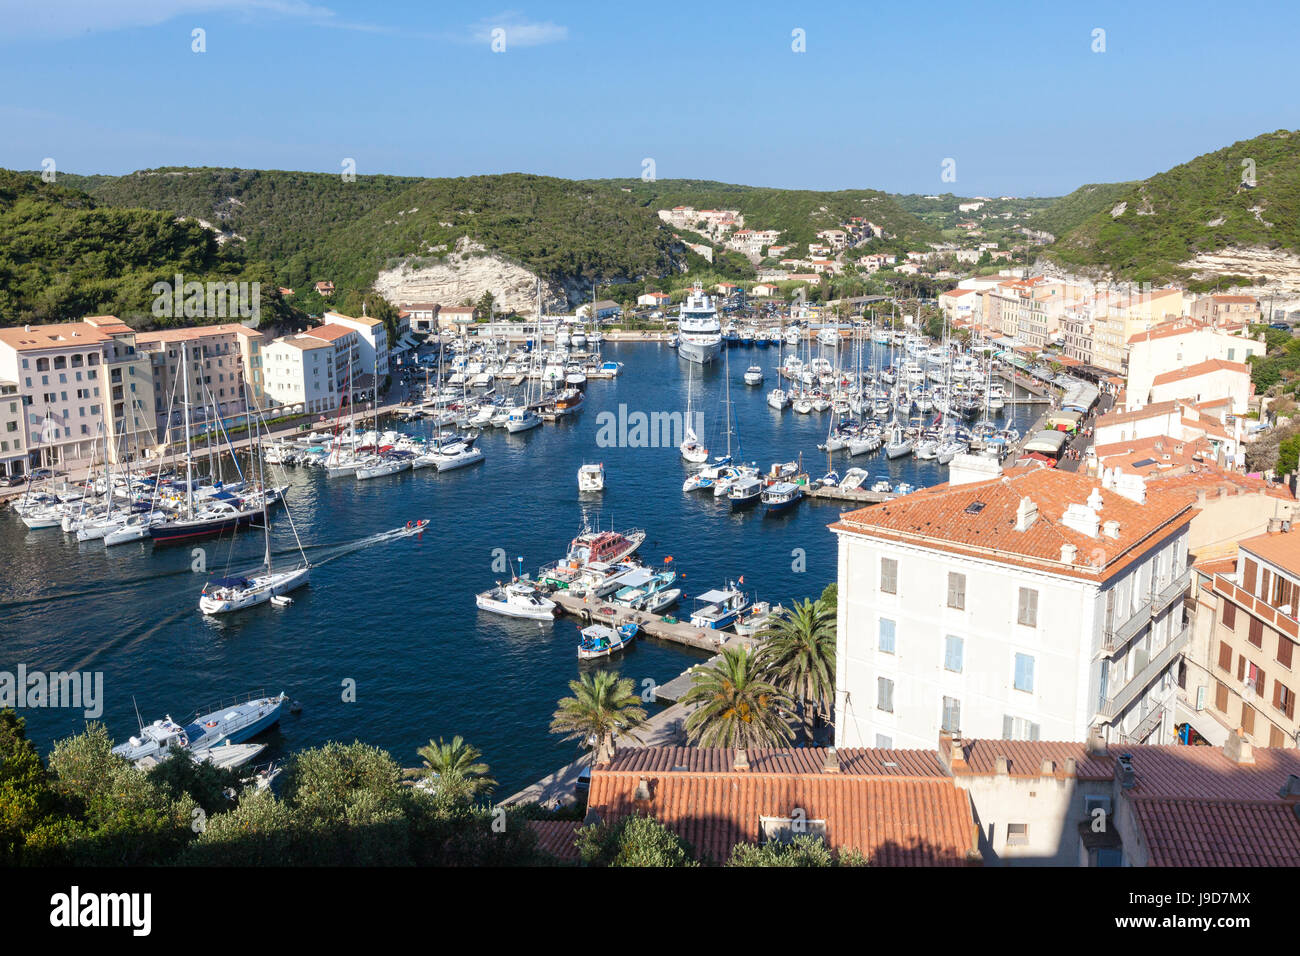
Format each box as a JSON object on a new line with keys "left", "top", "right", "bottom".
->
{"left": 1, "top": 473, "right": 27, "bottom": 487}
{"left": 28, "top": 468, "right": 53, "bottom": 480}
{"left": 1270, "top": 321, "right": 1291, "bottom": 331}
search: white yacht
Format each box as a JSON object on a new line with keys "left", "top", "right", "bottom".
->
{"left": 475, "top": 581, "right": 557, "bottom": 621}
{"left": 578, "top": 463, "right": 605, "bottom": 492}
{"left": 744, "top": 366, "right": 764, "bottom": 386}
{"left": 676, "top": 282, "right": 723, "bottom": 365}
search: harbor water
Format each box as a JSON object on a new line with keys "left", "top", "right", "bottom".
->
{"left": 0, "top": 340, "right": 1038, "bottom": 794}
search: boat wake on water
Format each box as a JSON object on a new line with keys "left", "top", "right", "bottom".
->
{"left": 301, "top": 520, "right": 429, "bottom": 568}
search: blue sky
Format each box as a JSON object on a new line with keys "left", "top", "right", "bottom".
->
{"left": 0, "top": 0, "right": 1296, "bottom": 196}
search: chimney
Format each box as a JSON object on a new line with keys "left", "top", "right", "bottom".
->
{"left": 1103, "top": 519, "right": 1121, "bottom": 539}
{"left": 1086, "top": 728, "right": 1108, "bottom": 756}
{"left": 633, "top": 777, "right": 652, "bottom": 802}
{"left": 733, "top": 748, "right": 749, "bottom": 771}
{"left": 1086, "top": 487, "right": 1105, "bottom": 511}
{"left": 821, "top": 747, "right": 840, "bottom": 773}
{"left": 1060, "top": 543, "right": 1078, "bottom": 564}
{"left": 1064, "top": 757, "right": 1077, "bottom": 776}
{"left": 1014, "top": 496, "right": 1038, "bottom": 532}
{"left": 1268, "top": 517, "right": 1285, "bottom": 534}
{"left": 1116, "top": 753, "right": 1137, "bottom": 789}
{"left": 1039, "top": 758, "right": 1055, "bottom": 775}
{"left": 950, "top": 736, "right": 966, "bottom": 768}
{"left": 1223, "top": 728, "right": 1255, "bottom": 765}
{"left": 994, "top": 755, "right": 1010, "bottom": 775}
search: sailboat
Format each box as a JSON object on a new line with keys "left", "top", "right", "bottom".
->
{"left": 679, "top": 363, "right": 709, "bottom": 463}
{"left": 199, "top": 392, "right": 310, "bottom": 615}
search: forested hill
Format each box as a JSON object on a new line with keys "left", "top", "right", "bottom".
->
{"left": 58, "top": 168, "right": 681, "bottom": 294}
{"left": 598, "top": 178, "right": 941, "bottom": 247}
{"left": 1044, "top": 129, "right": 1300, "bottom": 282}
{"left": 0, "top": 168, "right": 286, "bottom": 327}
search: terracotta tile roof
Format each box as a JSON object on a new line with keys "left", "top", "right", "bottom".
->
{"left": 1210, "top": 295, "right": 1258, "bottom": 304}
{"left": 136, "top": 323, "right": 254, "bottom": 344}
{"left": 1147, "top": 468, "right": 1293, "bottom": 503}
{"left": 829, "top": 466, "right": 1196, "bottom": 582}
{"left": 1193, "top": 555, "right": 1238, "bottom": 578}
{"left": 325, "top": 311, "right": 382, "bottom": 327}
{"left": 1127, "top": 318, "right": 1206, "bottom": 345}
{"left": 1096, "top": 401, "right": 1181, "bottom": 429}
{"left": 1239, "top": 529, "right": 1300, "bottom": 577}
{"left": 303, "top": 324, "right": 355, "bottom": 342}
{"left": 528, "top": 820, "right": 581, "bottom": 862}
{"left": 949, "top": 738, "right": 1114, "bottom": 779}
{"left": 605, "top": 745, "right": 948, "bottom": 777}
{"left": 0, "top": 322, "right": 120, "bottom": 351}
{"left": 1093, "top": 434, "right": 1195, "bottom": 461}
{"left": 1134, "top": 799, "right": 1300, "bottom": 866}
{"left": 1151, "top": 358, "right": 1249, "bottom": 388}
{"left": 587, "top": 747, "right": 977, "bottom": 865}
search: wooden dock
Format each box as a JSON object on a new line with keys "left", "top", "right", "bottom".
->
{"left": 549, "top": 590, "right": 754, "bottom": 655}
{"left": 806, "top": 484, "right": 894, "bottom": 505}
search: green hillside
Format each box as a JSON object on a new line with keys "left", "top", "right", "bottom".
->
{"left": 597, "top": 178, "right": 941, "bottom": 248}
{"left": 1046, "top": 129, "right": 1300, "bottom": 282}
{"left": 1032, "top": 181, "right": 1136, "bottom": 241}
{"left": 0, "top": 169, "right": 284, "bottom": 327}
{"left": 62, "top": 168, "right": 678, "bottom": 293}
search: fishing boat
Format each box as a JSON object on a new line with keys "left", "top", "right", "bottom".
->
{"left": 761, "top": 481, "right": 803, "bottom": 516}
{"left": 562, "top": 525, "right": 646, "bottom": 569}
{"left": 505, "top": 406, "right": 542, "bottom": 433}
{"left": 577, "top": 622, "right": 639, "bottom": 659}
{"left": 112, "top": 691, "right": 289, "bottom": 766}
{"left": 577, "top": 463, "right": 605, "bottom": 492}
{"left": 640, "top": 587, "right": 682, "bottom": 613}
{"left": 475, "top": 581, "right": 557, "bottom": 620}
{"left": 611, "top": 568, "right": 677, "bottom": 609}
{"left": 733, "top": 601, "right": 776, "bottom": 638}
{"left": 744, "top": 366, "right": 764, "bottom": 386}
{"left": 690, "top": 586, "right": 750, "bottom": 630}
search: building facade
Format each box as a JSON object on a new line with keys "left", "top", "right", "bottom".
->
{"left": 831, "top": 467, "right": 1195, "bottom": 753}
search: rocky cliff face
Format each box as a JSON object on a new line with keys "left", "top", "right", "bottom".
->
{"left": 1179, "top": 246, "right": 1300, "bottom": 305}
{"left": 373, "top": 239, "right": 568, "bottom": 312}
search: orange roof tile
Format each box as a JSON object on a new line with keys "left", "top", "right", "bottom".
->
{"left": 1096, "top": 401, "right": 1181, "bottom": 429}
{"left": 528, "top": 820, "right": 581, "bottom": 862}
{"left": 0, "top": 321, "right": 121, "bottom": 351}
{"left": 586, "top": 747, "right": 977, "bottom": 865}
{"left": 1239, "top": 528, "right": 1300, "bottom": 577}
{"left": 829, "top": 466, "right": 1195, "bottom": 582}
{"left": 1151, "top": 358, "right": 1249, "bottom": 388}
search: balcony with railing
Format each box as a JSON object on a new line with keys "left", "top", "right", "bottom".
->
{"left": 1099, "top": 569, "right": 1193, "bottom": 657}
{"left": 1097, "top": 625, "right": 1189, "bottom": 722}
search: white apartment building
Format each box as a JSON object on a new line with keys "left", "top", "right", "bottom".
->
{"left": 1126, "top": 319, "right": 1263, "bottom": 410}
{"left": 831, "top": 465, "right": 1196, "bottom": 753}
{"left": 323, "top": 311, "right": 392, "bottom": 381}
{"left": 261, "top": 334, "right": 338, "bottom": 416}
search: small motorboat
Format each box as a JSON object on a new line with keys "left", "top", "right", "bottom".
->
{"left": 578, "top": 463, "right": 605, "bottom": 492}
{"left": 839, "top": 468, "right": 869, "bottom": 492}
{"left": 577, "top": 622, "right": 638, "bottom": 659}
{"left": 744, "top": 366, "right": 764, "bottom": 386}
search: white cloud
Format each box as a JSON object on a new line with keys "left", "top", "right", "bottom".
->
{"left": 468, "top": 11, "right": 567, "bottom": 48}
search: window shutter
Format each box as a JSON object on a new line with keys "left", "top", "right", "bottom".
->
{"left": 1002, "top": 715, "right": 1014, "bottom": 739}
{"left": 1279, "top": 637, "right": 1295, "bottom": 670}
{"left": 1222, "top": 601, "right": 1236, "bottom": 629}
{"left": 1218, "top": 642, "right": 1233, "bottom": 672}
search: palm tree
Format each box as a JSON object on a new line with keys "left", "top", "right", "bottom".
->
{"left": 550, "top": 671, "right": 647, "bottom": 765}
{"left": 681, "top": 645, "right": 794, "bottom": 748}
{"left": 408, "top": 735, "right": 497, "bottom": 803}
{"left": 756, "top": 598, "right": 836, "bottom": 744}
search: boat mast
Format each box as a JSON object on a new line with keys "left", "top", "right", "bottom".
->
{"left": 182, "top": 353, "right": 194, "bottom": 519}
